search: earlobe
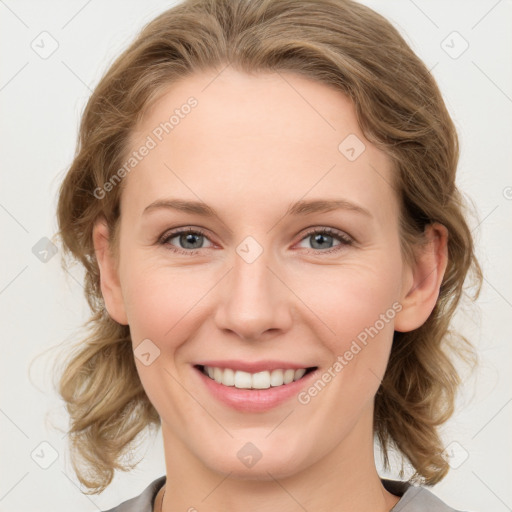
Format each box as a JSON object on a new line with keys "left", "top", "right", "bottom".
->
{"left": 394, "top": 223, "right": 448, "bottom": 333}
{"left": 92, "top": 218, "right": 128, "bottom": 325}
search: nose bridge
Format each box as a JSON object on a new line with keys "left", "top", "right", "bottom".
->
{"left": 214, "top": 238, "right": 291, "bottom": 340}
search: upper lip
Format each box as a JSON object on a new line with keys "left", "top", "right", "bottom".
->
{"left": 194, "top": 360, "right": 317, "bottom": 373}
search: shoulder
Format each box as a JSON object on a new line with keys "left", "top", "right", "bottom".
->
{"left": 102, "top": 476, "right": 166, "bottom": 512}
{"left": 101, "top": 476, "right": 468, "bottom": 512}
{"left": 382, "top": 479, "right": 468, "bottom": 512}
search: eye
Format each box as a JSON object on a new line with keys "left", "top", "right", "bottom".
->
{"left": 159, "top": 227, "right": 213, "bottom": 255}
{"left": 296, "top": 227, "right": 353, "bottom": 254}
{"left": 158, "top": 226, "right": 354, "bottom": 256}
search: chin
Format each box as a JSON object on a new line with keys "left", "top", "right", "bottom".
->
{"left": 208, "top": 456, "right": 305, "bottom": 481}
{"left": 197, "top": 437, "right": 313, "bottom": 481}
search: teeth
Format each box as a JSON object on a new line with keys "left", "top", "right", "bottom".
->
{"left": 234, "top": 370, "right": 252, "bottom": 389}
{"left": 222, "top": 368, "right": 235, "bottom": 386}
{"left": 202, "top": 366, "right": 308, "bottom": 389}
{"left": 283, "top": 368, "right": 295, "bottom": 384}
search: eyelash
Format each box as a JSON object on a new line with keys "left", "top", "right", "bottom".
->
{"left": 158, "top": 226, "right": 354, "bottom": 256}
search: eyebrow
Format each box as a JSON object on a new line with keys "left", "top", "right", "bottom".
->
{"left": 143, "top": 198, "right": 372, "bottom": 219}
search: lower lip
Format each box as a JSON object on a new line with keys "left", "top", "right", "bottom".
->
{"left": 193, "top": 366, "right": 318, "bottom": 412}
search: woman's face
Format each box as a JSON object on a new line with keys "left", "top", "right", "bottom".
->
{"left": 95, "top": 67, "right": 431, "bottom": 479}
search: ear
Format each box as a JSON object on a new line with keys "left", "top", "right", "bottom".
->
{"left": 92, "top": 217, "right": 128, "bottom": 325}
{"left": 394, "top": 223, "right": 448, "bottom": 332}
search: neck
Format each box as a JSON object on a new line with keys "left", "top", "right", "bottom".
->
{"left": 160, "top": 406, "right": 399, "bottom": 512}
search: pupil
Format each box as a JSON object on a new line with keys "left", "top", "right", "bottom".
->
{"left": 182, "top": 233, "right": 202, "bottom": 249}
{"left": 312, "top": 233, "right": 332, "bottom": 249}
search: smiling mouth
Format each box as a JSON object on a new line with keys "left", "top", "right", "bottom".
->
{"left": 195, "top": 365, "right": 317, "bottom": 390}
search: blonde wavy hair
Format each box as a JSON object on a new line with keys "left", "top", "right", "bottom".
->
{"left": 54, "top": 0, "right": 482, "bottom": 494}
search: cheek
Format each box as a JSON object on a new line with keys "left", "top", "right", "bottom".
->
{"left": 296, "top": 258, "right": 403, "bottom": 345}
{"left": 293, "top": 255, "right": 403, "bottom": 407}
{"left": 298, "top": 263, "right": 402, "bottom": 420}
{"left": 122, "top": 263, "right": 213, "bottom": 420}
{"left": 123, "top": 265, "right": 206, "bottom": 342}
{"left": 119, "top": 248, "right": 228, "bottom": 373}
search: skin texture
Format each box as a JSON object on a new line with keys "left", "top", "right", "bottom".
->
{"left": 93, "top": 67, "right": 448, "bottom": 512}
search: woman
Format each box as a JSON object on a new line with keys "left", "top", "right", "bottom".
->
{"left": 55, "top": 0, "right": 482, "bottom": 510}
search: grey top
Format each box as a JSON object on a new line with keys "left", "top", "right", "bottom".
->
{"left": 102, "top": 475, "right": 467, "bottom": 511}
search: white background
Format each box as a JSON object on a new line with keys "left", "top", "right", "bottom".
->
{"left": 1, "top": 1, "right": 511, "bottom": 511}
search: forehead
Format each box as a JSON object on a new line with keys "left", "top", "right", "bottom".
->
{"left": 122, "top": 67, "right": 397, "bottom": 222}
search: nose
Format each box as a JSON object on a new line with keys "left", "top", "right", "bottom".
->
{"left": 213, "top": 245, "right": 293, "bottom": 341}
